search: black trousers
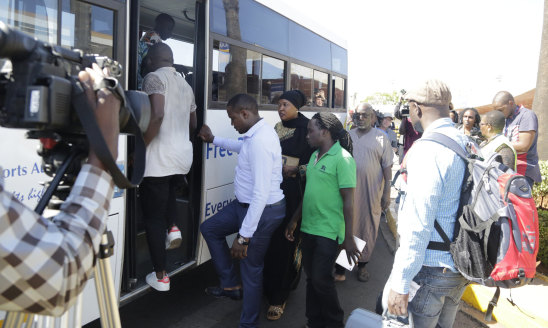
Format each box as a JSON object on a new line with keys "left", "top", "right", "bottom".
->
{"left": 301, "top": 233, "right": 344, "bottom": 328}
{"left": 139, "top": 175, "right": 182, "bottom": 272}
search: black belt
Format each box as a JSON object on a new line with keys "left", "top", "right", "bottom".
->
{"left": 237, "top": 198, "right": 285, "bottom": 209}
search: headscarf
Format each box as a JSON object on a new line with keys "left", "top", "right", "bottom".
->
{"left": 279, "top": 90, "right": 307, "bottom": 109}
{"left": 312, "top": 112, "right": 353, "bottom": 155}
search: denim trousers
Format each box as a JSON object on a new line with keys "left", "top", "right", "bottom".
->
{"left": 301, "top": 233, "right": 344, "bottom": 328}
{"left": 383, "top": 266, "right": 468, "bottom": 328}
{"left": 200, "top": 199, "right": 285, "bottom": 328}
{"left": 410, "top": 266, "right": 469, "bottom": 328}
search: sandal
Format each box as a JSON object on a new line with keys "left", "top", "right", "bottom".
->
{"left": 357, "top": 266, "right": 370, "bottom": 282}
{"left": 266, "top": 303, "right": 286, "bottom": 321}
{"left": 334, "top": 273, "right": 346, "bottom": 282}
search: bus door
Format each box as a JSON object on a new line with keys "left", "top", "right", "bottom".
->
{"left": 122, "top": 0, "right": 205, "bottom": 298}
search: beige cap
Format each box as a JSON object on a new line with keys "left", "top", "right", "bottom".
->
{"left": 404, "top": 79, "right": 452, "bottom": 107}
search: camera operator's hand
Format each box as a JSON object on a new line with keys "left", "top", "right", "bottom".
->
{"left": 78, "top": 64, "right": 121, "bottom": 171}
{"left": 198, "top": 124, "right": 215, "bottom": 143}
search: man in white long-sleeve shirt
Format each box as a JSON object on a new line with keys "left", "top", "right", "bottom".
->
{"left": 198, "top": 93, "right": 285, "bottom": 328}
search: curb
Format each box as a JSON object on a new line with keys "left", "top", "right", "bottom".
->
{"left": 537, "top": 272, "right": 548, "bottom": 283}
{"left": 461, "top": 284, "right": 548, "bottom": 328}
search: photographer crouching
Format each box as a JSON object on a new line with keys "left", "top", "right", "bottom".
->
{"left": 0, "top": 64, "right": 120, "bottom": 316}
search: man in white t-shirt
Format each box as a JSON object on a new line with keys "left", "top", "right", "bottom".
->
{"left": 140, "top": 43, "right": 197, "bottom": 291}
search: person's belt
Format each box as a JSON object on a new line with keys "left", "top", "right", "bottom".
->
{"left": 237, "top": 198, "right": 285, "bottom": 208}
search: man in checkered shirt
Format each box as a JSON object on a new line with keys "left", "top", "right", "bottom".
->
{"left": 0, "top": 64, "right": 120, "bottom": 316}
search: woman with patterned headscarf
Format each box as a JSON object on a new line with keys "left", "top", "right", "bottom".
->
{"left": 263, "top": 90, "right": 314, "bottom": 320}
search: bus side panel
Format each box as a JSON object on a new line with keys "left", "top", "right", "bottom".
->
{"left": 0, "top": 129, "right": 49, "bottom": 207}
{"left": 197, "top": 108, "right": 239, "bottom": 265}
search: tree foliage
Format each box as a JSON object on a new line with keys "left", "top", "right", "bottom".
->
{"left": 362, "top": 91, "right": 400, "bottom": 105}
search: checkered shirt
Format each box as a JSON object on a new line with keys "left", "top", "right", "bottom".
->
{"left": 0, "top": 164, "right": 114, "bottom": 316}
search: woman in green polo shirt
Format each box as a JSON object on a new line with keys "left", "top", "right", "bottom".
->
{"left": 285, "top": 112, "right": 360, "bottom": 328}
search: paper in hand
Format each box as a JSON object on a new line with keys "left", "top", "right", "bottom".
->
{"left": 335, "top": 236, "right": 366, "bottom": 271}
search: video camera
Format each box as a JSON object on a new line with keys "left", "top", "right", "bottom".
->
{"left": 0, "top": 21, "right": 149, "bottom": 191}
{"left": 394, "top": 89, "right": 409, "bottom": 119}
{"left": 373, "top": 109, "right": 384, "bottom": 127}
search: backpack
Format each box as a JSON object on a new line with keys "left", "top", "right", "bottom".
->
{"left": 422, "top": 132, "right": 539, "bottom": 321}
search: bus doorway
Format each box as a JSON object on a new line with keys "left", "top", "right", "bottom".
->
{"left": 122, "top": 0, "right": 203, "bottom": 299}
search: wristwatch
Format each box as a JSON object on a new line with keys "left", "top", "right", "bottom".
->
{"left": 237, "top": 233, "right": 250, "bottom": 246}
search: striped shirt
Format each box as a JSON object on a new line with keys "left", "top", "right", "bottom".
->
{"left": 0, "top": 164, "right": 114, "bottom": 315}
{"left": 390, "top": 118, "right": 468, "bottom": 294}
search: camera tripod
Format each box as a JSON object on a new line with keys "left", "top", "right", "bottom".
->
{"left": 2, "top": 144, "right": 122, "bottom": 328}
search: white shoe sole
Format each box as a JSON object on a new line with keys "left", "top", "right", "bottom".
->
{"left": 166, "top": 230, "right": 182, "bottom": 250}
{"left": 166, "top": 236, "right": 182, "bottom": 250}
{"left": 146, "top": 273, "right": 170, "bottom": 291}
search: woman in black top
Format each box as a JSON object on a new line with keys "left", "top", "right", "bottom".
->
{"left": 263, "top": 90, "right": 314, "bottom": 320}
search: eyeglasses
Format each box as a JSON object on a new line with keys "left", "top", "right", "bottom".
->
{"left": 479, "top": 122, "right": 491, "bottom": 126}
{"left": 353, "top": 113, "right": 372, "bottom": 119}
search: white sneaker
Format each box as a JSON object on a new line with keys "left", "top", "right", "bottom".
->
{"left": 166, "top": 226, "right": 182, "bottom": 250}
{"left": 146, "top": 272, "right": 170, "bottom": 291}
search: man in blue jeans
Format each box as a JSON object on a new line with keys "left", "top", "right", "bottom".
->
{"left": 198, "top": 94, "right": 285, "bottom": 328}
{"left": 387, "top": 80, "right": 469, "bottom": 327}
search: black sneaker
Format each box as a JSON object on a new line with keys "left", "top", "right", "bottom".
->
{"left": 205, "top": 286, "right": 243, "bottom": 300}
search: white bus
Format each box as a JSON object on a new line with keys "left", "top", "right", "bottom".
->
{"left": 0, "top": 0, "right": 348, "bottom": 324}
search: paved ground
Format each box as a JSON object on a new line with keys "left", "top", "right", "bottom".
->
{"left": 85, "top": 219, "right": 489, "bottom": 327}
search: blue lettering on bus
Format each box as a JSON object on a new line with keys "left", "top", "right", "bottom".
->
{"left": 206, "top": 143, "right": 233, "bottom": 159}
{"left": 27, "top": 187, "right": 45, "bottom": 201}
{"left": 205, "top": 197, "right": 235, "bottom": 218}
{"left": 2, "top": 162, "right": 45, "bottom": 179}
{"left": 31, "top": 162, "right": 44, "bottom": 174}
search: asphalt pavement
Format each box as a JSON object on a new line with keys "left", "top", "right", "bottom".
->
{"left": 85, "top": 218, "right": 488, "bottom": 327}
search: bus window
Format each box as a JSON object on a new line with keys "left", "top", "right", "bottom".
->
{"left": 61, "top": 0, "right": 114, "bottom": 57}
{"left": 331, "top": 43, "right": 348, "bottom": 76}
{"left": 261, "top": 55, "right": 285, "bottom": 104}
{"left": 0, "top": 0, "right": 58, "bottom": 43}
{"left": 313, "top": 70, "right": 328, "bottom": 108}
{"left": 290, "top": 63, "right": 313, "bottom": 105}
{"left": 333, "top": 76, "right": 345, "bottom": 108}
{"left": 246, "top": 50, "right": 261, "bottom": 103}
{"left": 212, "top": 41, "right": 262, "bottom": 103}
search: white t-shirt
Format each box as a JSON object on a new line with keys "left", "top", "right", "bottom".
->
{"left": 142, "top": 67, "right": 196, "bottom": 177}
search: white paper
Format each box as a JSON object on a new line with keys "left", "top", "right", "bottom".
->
{"left": 335, "top": 236, "right": 366, "bottom": 271}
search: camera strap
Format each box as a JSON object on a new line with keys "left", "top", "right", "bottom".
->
{"left": 71, "top": 77, "right": 145, "bottom": 188}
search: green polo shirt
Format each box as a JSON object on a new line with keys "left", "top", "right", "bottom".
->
{"left": 301, "top": 141, "right": 356, "bottom": 244}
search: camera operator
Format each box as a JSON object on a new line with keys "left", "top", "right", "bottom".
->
{"left": 0, "top": 64, "right": 120, "bottom": 316}
{"left": 394, "top": 96, "right": 422, "bottom": 163}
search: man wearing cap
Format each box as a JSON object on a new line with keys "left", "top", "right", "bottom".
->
{"left": 378, "top": 112, "right": 398, "bottom": 154}
{"left": 492, "top": 91, "right": 541, "bottom": 188}
{"left": 386, "top": 80, "right": 469, "bottom": 327}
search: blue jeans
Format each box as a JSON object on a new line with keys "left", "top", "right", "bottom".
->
{"left": 200, "top": 199, "right": 285, "bottom": 328}
{"left": 408, "top": 266, "right": 468, "bottom": 328}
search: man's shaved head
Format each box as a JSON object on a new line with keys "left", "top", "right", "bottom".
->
{"left": 492, "top": 91, "right": 516, "bottom": 118}
{"left": 147, "top": 43, "right": 174, "bottom": 65}
{"left": 492, "top": 91, "right": 515, "bottom": 106}
{"left": 143, "top": 43, "right": 174, "bottom": 75}
{"left": 356, "top": 102, "right": 374, "bottom": 114}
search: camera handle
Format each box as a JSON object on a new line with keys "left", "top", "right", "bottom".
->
{"left": 71, "top": 77, "right": 146, "bottom": 189}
